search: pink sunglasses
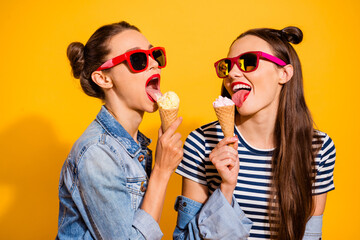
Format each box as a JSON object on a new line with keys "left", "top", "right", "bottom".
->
{"left": 214, "top": 51, "right": 287, "bottom": 78}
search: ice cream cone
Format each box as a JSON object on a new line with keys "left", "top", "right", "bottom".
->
{"left": 214, "top": 104, "right": 235, "bottom": 146}
{"left": 157, "top": 91, "right": 180, "bottom": 132}
{"left": 159, "top": 107, "right": 179, "bottom": 132}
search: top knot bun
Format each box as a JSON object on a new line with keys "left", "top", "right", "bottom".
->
{"left": 280, "top": 26, "right": 303, "bottom": 44}
{"left": 67, "top": 42, "right": 85, "bottom": 79}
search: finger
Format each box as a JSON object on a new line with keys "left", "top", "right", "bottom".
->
{"left": 175, "top": 148, "right": 184, "bottom": 160}
{"left": 170, "top": 132, "right": 182, "bottom": 143}
{"left": 232, "top": 136, "right": 239, "bottom": 150}
{"left": 175, "top": 140, "right": 183, "bottom": 150}
{"left": 227, "top": 159, "right": 235, "bottom": 169}
{"left": 216, "top": 136, "right": 238, "bottom": 149}
{"left": 211, "top": 146, "right": 238, "bottom": 161}
{"left": 214, "top": 158, "right": 233, "bottom": 170}
{"left": 211, "top": 150, "right": 237, "bottom": 166}
{"left": 215, "top": 157, "right": 234, "bottom": 167}
{"left": 170, "top": 135, "right": 183, "bottom": 148}
{"left": 163, "top": 117, "right": 183, "bottom": 136}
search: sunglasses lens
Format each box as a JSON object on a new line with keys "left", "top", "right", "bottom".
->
{"left": 239, "top": 53, "right": 258, "bottom": 72}
{"left": 130, "top": 52, "right": 148, "bottom": 71}
{"left": 152, "top": 49, "right": 166, "bottom": 67}
{"left": 216, "top": 59, "right": 231, "bottom": 78}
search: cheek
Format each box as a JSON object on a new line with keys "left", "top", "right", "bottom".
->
{"left": 251, "top": 71, "right": 281, "bottom": 99}
{"left": 108, "top": 65, "right": 128, "bottom": 82}
{"left": 224, "top": 79, "right": 232, "bottom": 94}
{"left": 255, "top": 67, "right": 279, "bottom": 87}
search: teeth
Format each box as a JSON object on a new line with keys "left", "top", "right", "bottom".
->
{"left": 232, "top": 84, "right": 251, "bottom": 91}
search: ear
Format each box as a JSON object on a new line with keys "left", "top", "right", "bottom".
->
{"left": 278, "top": 64, "right": 293, "bottom": 84}
{"left": 91, "top": 71, "right": 113, "bottom": 89}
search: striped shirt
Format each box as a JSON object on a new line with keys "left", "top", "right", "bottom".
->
{"left": 176, "top": 121, "right": 336, "bottom": 240}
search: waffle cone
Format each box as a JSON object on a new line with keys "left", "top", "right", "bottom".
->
{"left": 159, "top": 107, "right": 179, "bottom": 132}
{"left": 214, "top": 105, "right": 235, "bottom": 146}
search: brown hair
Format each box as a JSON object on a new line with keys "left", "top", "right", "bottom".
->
{"left": 222, "top": 27, "right": 322, "bottom": 239}
{"left": 67, "top": 21, "right": 140, "bottom": 99}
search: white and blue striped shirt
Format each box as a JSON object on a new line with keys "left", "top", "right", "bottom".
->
{"left": 176, "top": 121, "right": 336, "bottom": 240}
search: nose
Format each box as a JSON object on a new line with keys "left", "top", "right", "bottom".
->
{"left": 148, "top": 53, "right": 159, "bottom": 70}
{"left": 228, "top": 62, "right": 244, "bottom": 79}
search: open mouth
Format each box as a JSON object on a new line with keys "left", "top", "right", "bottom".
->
{"left": 231, "top": 82, "right": 251, "bottom": 108}
{"left": 145, "top": 74, "right": 162, "bottom": 102}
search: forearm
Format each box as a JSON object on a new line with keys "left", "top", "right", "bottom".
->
{"left": 141, "top": 167, "right": 172, "bottom": 223}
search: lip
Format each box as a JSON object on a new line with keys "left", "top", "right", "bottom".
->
{"left": 231, "top": 81, "right": 251, "bottom": 92}
{"left": 145, "top": 74, "right": 161, "bottom": 102}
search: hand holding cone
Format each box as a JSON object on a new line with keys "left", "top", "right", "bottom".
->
{"left": 213, "top": 96, "right": 235, "bottom": 147}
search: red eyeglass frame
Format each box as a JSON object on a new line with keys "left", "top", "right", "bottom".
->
{"left": 214, "top": 51, "right": 287, "bottom": 78}
{"left": 96, "top": 47, "right": 166, "bottom": 72}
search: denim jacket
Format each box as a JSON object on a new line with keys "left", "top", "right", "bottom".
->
{"left": 173, "top": 188, "right": 252, "bottom": 240}
{"left": 173, "top": 189, "right": 323, "bottom": 240}
{"left": 57, "top": 106, "right": 163, "bottom": 240}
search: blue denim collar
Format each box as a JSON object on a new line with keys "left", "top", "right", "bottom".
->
{"left": 96, "top": 106, "right": 151, "bottom": 157}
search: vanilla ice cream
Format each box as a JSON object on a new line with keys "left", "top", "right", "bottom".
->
{"left": 157, "top": 91, "right": 180, "bottom": 109}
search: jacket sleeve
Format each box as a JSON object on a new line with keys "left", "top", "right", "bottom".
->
{"left": 77, "top": 144, "right": 162, "bottom": 240}
{"left": 302, "top": 215, "right": 323, "bottom": 240}
{"left": 173, "top": 188, "right": 252, "bottom": 240}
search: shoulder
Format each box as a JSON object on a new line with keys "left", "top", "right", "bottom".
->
{"left": 313, "top": 130, "right": 336, "bottom": 156}
{"left": 186, "top": 121, "right": 220, "bottom": 140}
{"left": 70, "top": 121, "right": 105, "bottom": 159}
{"left": 313, "top": 130, "right": 336, "bottom": 170}
{"left": 182, "top": 121, "right": 219, "bottom": 156}
{"left": 198, "top": 120, "right": 220, "bottom": 132}
{"left": 68, "top": 120, "right": 125, "bottom": 169}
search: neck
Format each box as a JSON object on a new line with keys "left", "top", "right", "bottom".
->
{"left": 236, "top": 108, "right": 277, "bottom": 149}
{"left": 105, "top": 100, "right": 144, "bottom": 142}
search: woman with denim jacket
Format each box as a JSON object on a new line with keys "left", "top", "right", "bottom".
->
{"left": 56, "top": 21, "right": 183, "bottom": 239}
{"left": 174, "top": 27, "right": 335, "bottom": 240}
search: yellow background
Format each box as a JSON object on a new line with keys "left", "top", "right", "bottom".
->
{"left": 0, "top": 0, "right": 358, "bottom": 239}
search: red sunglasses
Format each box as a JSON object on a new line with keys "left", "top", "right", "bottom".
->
{"left": 214, "top": 51, "right": 287, "bottom": 78}
{"left": 96, "top": 47, "right": 166, "bottom": 72}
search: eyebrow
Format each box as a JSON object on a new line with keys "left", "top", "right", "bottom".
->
{"left": 125, "top": 44, "right": 154, "bottom": 53}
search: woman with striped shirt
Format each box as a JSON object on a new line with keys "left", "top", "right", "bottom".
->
{"left": 174, "top": 26, "right": 335, "bottom": 240}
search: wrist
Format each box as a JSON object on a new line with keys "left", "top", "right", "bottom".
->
{"left": 220, "top": 183, "right": 235, "bottom": 193}
{"left": 220, "top": 182, "right": 235, "bottom": 203}
{"left": 150, "top": 166, "right": 172, "bottom": 182}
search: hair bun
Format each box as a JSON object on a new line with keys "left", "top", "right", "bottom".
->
{"left": 280, "top": 26, "right": 303, "bottom": 44}
{"left": 67, "top": 42, "right": 85, "bottom": 79}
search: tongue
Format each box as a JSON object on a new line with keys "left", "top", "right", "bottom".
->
{"left": 146, "top": 88, "right": 162, "bottom": 102}
{"left": 232, "top": 90, "right": 250, "bottom": 108}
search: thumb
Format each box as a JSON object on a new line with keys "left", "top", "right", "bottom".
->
{"left": 158, "top": 127, "right": 163, "bottom": 139}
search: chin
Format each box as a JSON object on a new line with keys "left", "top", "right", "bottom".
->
{"left": 144, "top": 103, "right": 159, "bottom": 113}
{"left": 236, "top": 105, "right": 254, "bottom": 117}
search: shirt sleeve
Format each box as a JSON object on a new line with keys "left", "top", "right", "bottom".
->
{"left": 175, "top": 128, "right": 207, "bottom": 185}
{"left": 173, "top": 188, "right": 252, "bottom": 240}
{"left": 313, "top": 133, "right": 336, "bottom": 195}
{"left": 77, "top": 144, "right": 162, "bottom": 240}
